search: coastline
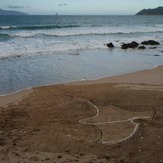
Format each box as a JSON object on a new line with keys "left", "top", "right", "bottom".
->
{"left": 0, "top": 65, "right": 163, "bottom": 108}
{"left": 1, "top": 46, "right": 163, "bottom": 96}
{"left": 0, "top": 88, "right": 33, "bottom": 108}
{"left": 67, "top": 65, "right": 163, "bottom": 85}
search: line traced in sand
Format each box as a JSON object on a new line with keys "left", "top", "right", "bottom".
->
{"left": 79, "top": 100, "right": 152, "bottom": 146}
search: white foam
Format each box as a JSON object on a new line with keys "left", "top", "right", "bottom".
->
{"left": 11, "top": 32, "right": 36, "bottom": 38}
{"left": 0, "top": 87, "right": 32, "bottom": 97}
{"left": 0, "top": 26, "right": 16, "bottom": 30}
{"left": 155, "top": 24, "right": 163, "bottom": 27}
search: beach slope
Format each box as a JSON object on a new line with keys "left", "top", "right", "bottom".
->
{"left": 0, "top": 66, "right": 163, "bottom": 163}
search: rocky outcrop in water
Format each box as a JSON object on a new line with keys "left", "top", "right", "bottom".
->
{"left": 106, "top": 42, "right": 114, "bottom": 48}
{"left": 138, "top": 46, "right": 146, "bottom": 49}
{"left": 141, "top": 40, "right": 160, "bottom": 45}
{"left": 106, "top": 40, "right": 160, "bottom": 51}
{"left": 121, "top": 41, "right": 139, "bottom": 49}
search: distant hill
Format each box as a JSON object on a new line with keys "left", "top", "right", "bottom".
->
{"left": 136, "top": 6, "right": 163, "bottom": 15}
{"left": 0, "top": 8, "right": 28, "bottom": 15}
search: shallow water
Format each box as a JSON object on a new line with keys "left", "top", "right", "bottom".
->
{"left": 0, "top": 48, "right": 163, "bottom": 95}
{"left": 0, "top": 15, "right": 163, "bottom": 95}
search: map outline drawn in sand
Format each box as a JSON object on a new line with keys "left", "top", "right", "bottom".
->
{"left": 79, "top": 100, "right": 152, "bottom": 146}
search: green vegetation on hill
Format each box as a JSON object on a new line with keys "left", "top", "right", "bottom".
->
{"left": 136, "top": 6, "right": 163, "bottom": 15}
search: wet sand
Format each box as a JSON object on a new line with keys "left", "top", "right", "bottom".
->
{"left": 0, "top": 89, "right": 33, "bottom": 108}
{"left": 67, "top": 65, "right": 163, "bottom": 85}
{"left": 0, "top": 66, "right": 163, "bottom": 163}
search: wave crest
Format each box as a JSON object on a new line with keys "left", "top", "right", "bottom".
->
{"left": 0, "top": 25, "right": 81, "bottom": 30}
{"left": 4, "top": 30, "right": 163, "bottom": 39}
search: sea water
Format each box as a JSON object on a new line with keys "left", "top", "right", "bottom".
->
{"left": 0, "top": 15, "right": 163, "bottom": 94}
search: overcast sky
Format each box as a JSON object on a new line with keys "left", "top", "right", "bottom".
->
{"left": 0, "top": 0, "right": 163, "bottom": 15}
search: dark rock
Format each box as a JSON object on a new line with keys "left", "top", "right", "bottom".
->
{"left": 149, "top": 47, "right": 157, "bottom": 49}
{"left": 121, "top": 41, "right": 139, "bottom": 49}
{"left": 121, "top": 43, "right": 129, "bottom": 49}
{"left": 107, "top": 42, "right": 114, "bottom": 48}
{"left": 154, "top": 54, "right": 160, "bottom": 56}
{"left": 138, "top": 46, "right": 146, "bottom": 49}
{"left": 141, "top": 40, "right": 160, "bottom": 45}
{"left": 130, "top": 41, "right": 139, "bottom": 48}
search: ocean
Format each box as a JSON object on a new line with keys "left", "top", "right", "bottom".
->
{"left": 0, "top": 15, "right": 163, "bottom": 95}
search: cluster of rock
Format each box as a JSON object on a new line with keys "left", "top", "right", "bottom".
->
{"left": 106, "top": 40, "right": 160, "bottom": 50}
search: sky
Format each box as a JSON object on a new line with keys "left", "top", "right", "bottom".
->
{"left": 0, "top": 0, "right": 163, "bottom": 15}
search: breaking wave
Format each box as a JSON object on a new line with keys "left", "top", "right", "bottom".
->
{"left": 0, "top": 25, "right": 82, "bottom": 30}
{"left": 1, "top": 31, "right": 163, "bottom": 39}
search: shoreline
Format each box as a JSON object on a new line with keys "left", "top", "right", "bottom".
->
{"left": 66, "top": 65, "right": 163, "bottom": 85}
{"left": 1, "top": 45, "right": 163, "bottom": 97}
{"left": 0, "top": 65, "right": 163, "bottom": 108}
{"left": 0, "top": 88, "right": 33, "bottom": 108}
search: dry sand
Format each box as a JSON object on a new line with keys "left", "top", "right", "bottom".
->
{"left": 0, "top": 66, "right": 163, "bottom": 163}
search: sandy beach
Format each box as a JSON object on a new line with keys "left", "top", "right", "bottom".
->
{"left": 0, "top": 66, "right": 163, "bottom": 163}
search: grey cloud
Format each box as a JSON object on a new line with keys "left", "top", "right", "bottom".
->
{"left": 6, "top": 5, "right": 30, "bottom": 9}
{"left": 58, "top": 4, "right": 67, "bottom": 7}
